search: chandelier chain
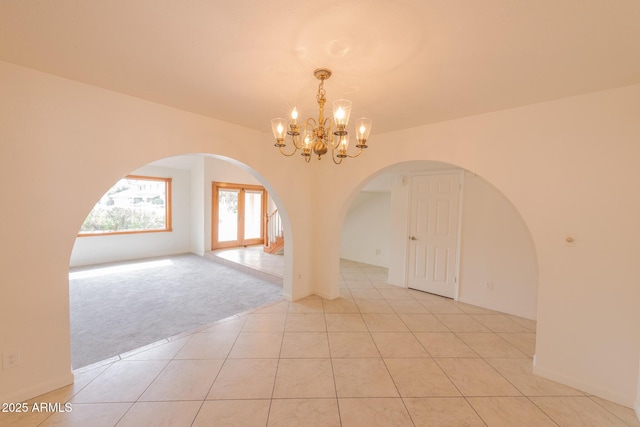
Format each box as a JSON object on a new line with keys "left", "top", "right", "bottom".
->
{"left": 317, "top": 79, "right": 326, "bottom": 104}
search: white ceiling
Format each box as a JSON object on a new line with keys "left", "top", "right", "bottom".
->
{"left": 1, "top": 0, "right": 639, "bottom": 134}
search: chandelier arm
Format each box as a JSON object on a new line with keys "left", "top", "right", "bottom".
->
{"left": 329, "top": 141, "right": 341, "bottom": 165}
{"left": 345, "top": 147, "right": 365, "bottom": 158}
{"left": 278, "top": 144, "right": 298, "bottom": 157}
{"left": 331, "top": 152, "right": 343, "bottom": 165}
{"left": 290, "top": 134, "right": 304, "bottom": 150}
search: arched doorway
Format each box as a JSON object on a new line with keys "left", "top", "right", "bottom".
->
{"left": 68, "top": 154, "right": 290, "bottom": 368}
{"left": 339, "top": 160, "right": 539, "bottom": 319}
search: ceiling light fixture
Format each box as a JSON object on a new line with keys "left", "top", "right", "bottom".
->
{"left": 271, "top": 68, "right": 372, "bottom": 164}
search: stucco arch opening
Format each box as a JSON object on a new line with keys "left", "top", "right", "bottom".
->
{"left": 333, "top": 160, "right": 540, "bottom": 321}
{"left": 69, "top": 153, "right": 294, "bottom": 281}
{"left": 66, "top": 152, "right": 296, "bottom": 365}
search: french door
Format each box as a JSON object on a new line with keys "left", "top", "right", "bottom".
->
{"left": 212, "top": 182, "right": 266, "bottom": 249}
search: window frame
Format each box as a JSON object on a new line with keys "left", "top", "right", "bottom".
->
{"left": 77, "top": 174, "right": 172, "bottom": 237}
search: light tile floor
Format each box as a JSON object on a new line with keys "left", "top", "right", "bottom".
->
{"left": 207, "top": 246, "right": 284, "bottom": 284}
{"left": 3, "top": 259, "right": 639, "bottom": 427}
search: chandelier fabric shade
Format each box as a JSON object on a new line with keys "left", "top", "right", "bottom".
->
{"left": 270, "top": 68, "right": 371, "bottom": 164}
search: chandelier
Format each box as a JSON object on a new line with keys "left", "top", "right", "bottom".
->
{"left": 271, "top": 68, "right": 372, "bottom": 164}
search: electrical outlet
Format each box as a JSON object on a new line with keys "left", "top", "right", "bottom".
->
{"left": 485, "top": 282, "right": 494, "bottom": 291}
{"left": 2, "top": 351, "right": 21, "bottom": 369}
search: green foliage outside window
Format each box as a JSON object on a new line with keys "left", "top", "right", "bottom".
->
{"left": 79, "top": 175, "right": 171, "bottom": 235}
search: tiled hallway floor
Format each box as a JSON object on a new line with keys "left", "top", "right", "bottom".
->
{"left": 3, "top": 260, "right": 638, "bottom": 426}
{"left": 206, "top": 246, "right": 284, "bottom": 285}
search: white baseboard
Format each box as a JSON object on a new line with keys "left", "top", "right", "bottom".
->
{"left": 283, "top": 291, "right": 338, "bottom": 301}
{"left": 312, "top": 289, "right": 339, "bottom": 300}
{"left": 1, "top": 371, "right": 74, "bottom": 404}
{"left": 386, "top": 278, "right": 406, "bottom": 288}
{"left": 533, "top": 364, "right": 635, "bottom": 408}
{"left": 635, "top": 398, "right": 639, "bottom": 422}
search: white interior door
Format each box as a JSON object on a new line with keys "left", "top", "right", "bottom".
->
{"left": 407, "top": 173, "right": 461, "bottom": 298}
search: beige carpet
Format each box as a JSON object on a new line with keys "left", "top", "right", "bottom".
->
{"left": 69, "top": 254, "right": 283, "bottom": 368}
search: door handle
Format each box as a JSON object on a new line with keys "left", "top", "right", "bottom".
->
{"left": 409, "top": 236, "right": 417, "bottom": 240}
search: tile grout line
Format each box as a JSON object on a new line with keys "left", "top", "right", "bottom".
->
{"left": 264, "top": 300, "right": 290, "bottom": 427}
{"left": 189, "top": 318, "right": 247, "bottom": 427}
{"left": 322, "top": 297, "right": 345, "bottom": 427}
{"left": 586, "top": 395, "right": 640, "bottom": 426}
{"left": 358, "top": 263, "right": 417, "bottom": 426}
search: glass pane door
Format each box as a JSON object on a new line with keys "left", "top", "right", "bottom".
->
{"left": 217, "top": 189, "right": 239, "bottom": 243}
{"left": 244, "top": 191, "right": 263, "bottom": 240}
{"left": 212, "top": 183, "right": 266, "bottom": 250}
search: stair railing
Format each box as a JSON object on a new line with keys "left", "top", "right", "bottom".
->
{"left": 264, "top": 209, "right": 283, "bottom": 249}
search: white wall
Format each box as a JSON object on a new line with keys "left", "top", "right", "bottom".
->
{"left": 1, "top": 60, "right": 639, "bottom": 409}
{"left": 458, "top": 173, "right": 538, "bottom": 320}
{"left": 340, "top": 192, "right": 390, "bottom": 267}
{"left": 310, "top": 85, "right": 640, "bottom": 407}
{"left": 69, "top": 165, "right": 192, "bottom": 266}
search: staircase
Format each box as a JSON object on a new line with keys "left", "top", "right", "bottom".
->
{"left": 265, "top": 235, "right": 284, "bottom": 254}
{"left": 264, "top": 209, "right": 284, "bottom": 254}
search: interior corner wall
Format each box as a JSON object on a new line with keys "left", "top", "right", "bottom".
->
{"left": 636, "top": 355, "right": 640, "bottom": 420}
{"left": 340, "top": 192, "right": 391, "bottom": 267}
{"left": 190, "top": 156, "right": 206, "bottom": 255}
{"left": 458, "top": 173, "right": 538, "bottom": 320}
{"left": 69, "top": 164, "right": 192, "bottom": 267}
{"left": 388, "top": 176, "right": 410, "bottom": 286}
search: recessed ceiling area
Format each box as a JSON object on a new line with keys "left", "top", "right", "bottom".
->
{"left": 1, "top": 1, "right": 639, "bottom": 134}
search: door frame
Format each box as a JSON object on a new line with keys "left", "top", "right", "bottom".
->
{"left": 404, "top": 170, "right": 465, "bottom": 300}
{"left": 212, "top": 182, "right": 267, "bottom": 250}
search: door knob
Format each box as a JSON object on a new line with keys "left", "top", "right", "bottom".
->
{"left": 409, "top": 236, "right": 417, "bottom": 240}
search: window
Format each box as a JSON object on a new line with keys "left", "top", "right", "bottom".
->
{"left": 78, "top": 175, "right": 172, "bottom": 236}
